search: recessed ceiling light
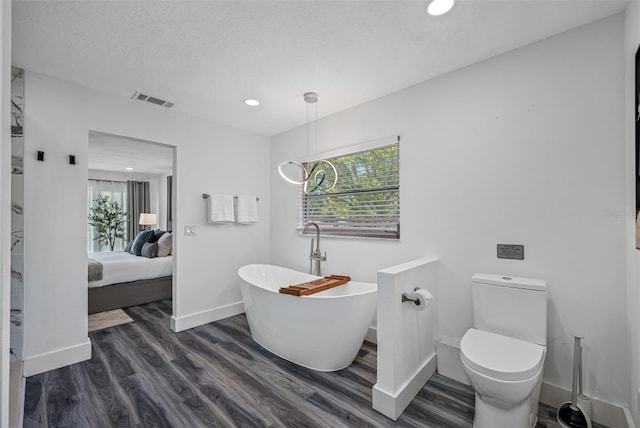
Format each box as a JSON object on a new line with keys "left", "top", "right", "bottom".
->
{"left": 428, "top": 0, "right": 454, "bottom": 16}
{"left": 125, "top": 167, "right": 133, "bottom": 171}
{"left": 244, "top": 99, "right": 260, "bottom": 107}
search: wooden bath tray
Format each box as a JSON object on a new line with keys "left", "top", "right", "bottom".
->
{"left": 279, "top": 275, "right": 351, "bottom": 296}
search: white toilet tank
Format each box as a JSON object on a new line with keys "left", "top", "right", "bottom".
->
{"left": 472, "top": 274, "right": 547, "bottom": 346}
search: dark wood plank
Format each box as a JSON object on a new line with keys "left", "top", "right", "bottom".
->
{"left": 173, "top": 330, "right": 324, "bottom": 427}
{"left": 23, "top": 375, "right": 46, "bottom": 428}
{"left": 207, "top": 317, "right": 395, "bottom": 426}
{"left": 170, "top": 352, "right": 251, "bottom": 427}
{"left": 115, "top": 324, "right": 243, "bottom": 427}
{"left": 73, "top": 342, "right": 133, "bottom": 427}
{"left": 24, "top": 300, "right": 599, "bottom": 428}
{"left": 44, "top": 366, "right": 93, "bottom": 427}
{"left": 118, "top": 374, "right": 173, "bottom": 428}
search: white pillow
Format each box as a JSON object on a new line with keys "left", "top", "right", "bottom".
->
{"left": 157, "top": 232, "right": 172, "bottom": 257}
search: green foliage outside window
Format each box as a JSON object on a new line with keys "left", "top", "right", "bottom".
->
{"left": 302, "top": 143, "right": 399, "bottom": 238}
{"left": 88, "top": 195, "right": 128, "bottom": 251}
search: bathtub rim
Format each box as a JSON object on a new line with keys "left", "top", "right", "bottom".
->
{"left": 237, "top": 263, "right": 377, "bottom": 299}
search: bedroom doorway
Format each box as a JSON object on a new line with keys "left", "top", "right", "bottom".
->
{"left": 87, "top": 131, "right": 176, "bottom": 322}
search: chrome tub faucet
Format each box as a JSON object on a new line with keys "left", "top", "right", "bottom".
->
{"left": 303, "top": 222, "right": 326, "bottom": 276}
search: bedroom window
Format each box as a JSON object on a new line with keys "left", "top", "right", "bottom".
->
{"left": 87, "top": 179, "right": 128, "bottom": 252}
{"left": 299, "top": 139, "right": 400, "bottom": 239}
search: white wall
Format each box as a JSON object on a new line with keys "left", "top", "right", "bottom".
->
{"left": 373, "top": 258, "right": 438, "bottom": 420}
{"left": 625, "top": 3, "right": 640, "bottom": 426}
{"left": 271, "top": 15, "right": 627, "bottom": 407}
{"left": 0, "top": 0, "right": 11, "bottom": 424}
{"left": 21, "top": 71, "right": 270, "bottom": 375}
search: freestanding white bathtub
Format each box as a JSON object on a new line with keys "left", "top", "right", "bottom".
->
{"left": 237, "top": 264, "right": 377, "bottom": 371}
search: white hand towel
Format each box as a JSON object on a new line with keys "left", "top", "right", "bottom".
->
{"left": 208, "top": 194, "right": 235, "bottom": 223}
{"left": 235, "top": 195, "right": 258, "bottom": 223}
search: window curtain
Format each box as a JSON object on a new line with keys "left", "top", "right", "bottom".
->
{"left": 87, "top": 179, "right": 128, "bottom": 253}
{"left": 166, "top": 175, "right": 173, "bottom": 231}
{"left": 127, "top": 180, "right": 150, "bottom": 241}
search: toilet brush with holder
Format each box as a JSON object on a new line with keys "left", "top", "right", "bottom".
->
{"left": 557, "top": 336, "right": 592, "bottom": 428}
{"left": 577, "top": 340, "right": 592, "bottom": 423}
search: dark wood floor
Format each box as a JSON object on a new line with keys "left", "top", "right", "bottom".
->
{"left": 23, "top": 300, "right": 591, "bottom": 428}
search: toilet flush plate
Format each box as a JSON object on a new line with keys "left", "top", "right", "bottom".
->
{"left": 497, "top": 244, "right": 524, "bottom": 260}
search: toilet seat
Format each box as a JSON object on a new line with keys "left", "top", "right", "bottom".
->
{"left": 461, "top": 329, "right": 545, "bottom": 381}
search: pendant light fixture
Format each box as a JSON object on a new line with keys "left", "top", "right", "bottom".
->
{"left": 278, "top": 92, "right": 338, "bottom": 192}
{"left": 303, "top": 159, "right": 338, "bottom": 193}
{"left": 427, "top": 0, "right": 455, "bottom": 16}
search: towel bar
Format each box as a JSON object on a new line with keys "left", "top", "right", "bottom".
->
{"left": 202, "top": 193, "right": 259, "bottom": 202}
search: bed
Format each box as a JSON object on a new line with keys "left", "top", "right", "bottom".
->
{"left": 88, "top": 251, "right": 173, "bottom": 314}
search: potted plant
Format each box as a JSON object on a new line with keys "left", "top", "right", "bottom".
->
{"left": 88, "top": 195, "right": 128, "bottom": 251}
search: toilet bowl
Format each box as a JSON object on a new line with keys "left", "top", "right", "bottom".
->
{"left": 461, "top": 274, "right": 547, "bottom": 428}
{"left": 461, "top": 328, "right": 546, "bottom": 428}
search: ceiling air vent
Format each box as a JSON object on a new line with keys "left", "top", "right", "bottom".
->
{"left": 131, "top": 91, "right": 174, "bottom": 109}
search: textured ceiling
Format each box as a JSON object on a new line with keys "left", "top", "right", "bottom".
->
{"left": 89, "top": 131, "right": 174, "bottom": 175}
{"left": 12, "top": 0, "right": 627, "bottom": 136}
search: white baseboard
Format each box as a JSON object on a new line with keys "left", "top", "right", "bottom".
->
{"left": 170, "top": 301, "right": 244, "bottom": 332}
{"left": 540, "top": 382, "right": 631, "bottom": 428}
{"left": 435, "top": 335, "right": 470, "bottom": 385}
{"left": 372, "top": 352, "right": 437, "bottom": 420}
{"left": 365, "top": 326, "right": 377, "bottom": 344}
{"left": 23, "top": 339, "right": 91, "bottom": 377}
{"left": 624, "top": 407, "right": 637, "bottom": 428}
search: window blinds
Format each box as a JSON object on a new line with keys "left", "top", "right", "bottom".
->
{"left": 300, "top": 142, "right": 399, "bottom": 239}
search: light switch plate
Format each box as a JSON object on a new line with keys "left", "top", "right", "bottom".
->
{"left": 184, "top": 225, "right": 196, "bottom": 236}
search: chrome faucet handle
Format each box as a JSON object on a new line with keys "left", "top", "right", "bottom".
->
{"left": 309, "top": 251, "right": 326, "bottom": 261}
{"left": 310, "top": 251, "right": 326, "bottom": 261}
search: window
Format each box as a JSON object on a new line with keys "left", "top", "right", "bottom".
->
{"left": 300, "top": 141, "right": 400, "bottom": 239}
{"left": 87, "top": 179, "right": 128, "bottom": 252}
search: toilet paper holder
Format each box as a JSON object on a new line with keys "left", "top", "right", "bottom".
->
{"left": 402, "top": 287, "right": 422, "bottom": 306}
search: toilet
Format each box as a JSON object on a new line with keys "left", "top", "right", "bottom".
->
{"left": 460, "top": 274, "right": 547, "bottom": 428}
